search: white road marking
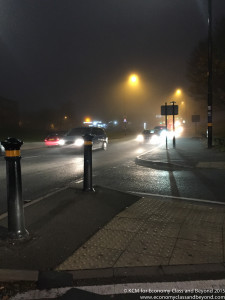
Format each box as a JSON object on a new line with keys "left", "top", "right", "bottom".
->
{"left": 75, "top": 179, "right": 83, "bottom": 183}
{"left": 128, "top": 191, "right": 225, "bottom": 206}
{"left": 0, "top": 187, "right": 69, "bottom": 221}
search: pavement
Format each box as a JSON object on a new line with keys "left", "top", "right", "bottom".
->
{"left": 1, "top": 136, "right": 225, "bottom": 299}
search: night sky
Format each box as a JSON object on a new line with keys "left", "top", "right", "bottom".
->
{"left": 0, "top": 0, "right": 225, "bottom": 123}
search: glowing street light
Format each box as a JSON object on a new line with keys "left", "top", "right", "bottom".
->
{"left": 129, "top": 74, "right": 139, "bottom": 86}
{"left": 175, "top": 89, "right": 182, "bottom": 96}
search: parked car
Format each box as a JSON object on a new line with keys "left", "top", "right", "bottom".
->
{"left": 62, "top": 126, "right": 108, "bottom": 150}
{"left": 44, "top": 133, "right": 66, "bottom": 147}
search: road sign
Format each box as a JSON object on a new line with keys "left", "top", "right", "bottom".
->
{"left": 161, "top": 105, "right": 178, "bottom": 115}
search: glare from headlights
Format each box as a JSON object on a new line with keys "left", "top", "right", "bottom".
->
{"left": 74, "top": 138, "right": 84, "bottom": 146}
{"left": 160, "top": 130, "right": 167, "bottom": 138}
{"left": 150, "top": 134, "right": 160, "bottom": 144}
{"left": 175, "top": 126, "right": 183, "bottom": 136}
{"left": 136, "top": 134, "right": 144, "bottom": 143}
{"left": 58, "top": 139, "right": 65, "bottom": 146}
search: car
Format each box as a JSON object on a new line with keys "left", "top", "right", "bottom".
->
{"left": 62, "top": 126, "right": 108, "bottom": 150}
{"left": 0, "top": 142, "right": 5, "bottom": 155}
{"left": 154, "top": 126, "right": 167, "bottom": 136}
{"left": 44, "top": 133, "right": 66, "bottom": 147}
{"left": 136, "top": 129, "right": 155, "bottom": 144}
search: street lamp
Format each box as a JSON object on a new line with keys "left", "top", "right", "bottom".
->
{"left": 129, "top": 74, "right": 139, "bottom": 86}
{"left": 123, "top": 73, "right": 140, "bottom": 135}
{"left": 176, "top": 89, "right": 181, "bottom": 96}
{"left": 174, "top": 88, "right": 186, "bottom": 121}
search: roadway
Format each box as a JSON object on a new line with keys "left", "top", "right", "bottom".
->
{"left": 0, "top": 137, "right": 224, "bottom": 215}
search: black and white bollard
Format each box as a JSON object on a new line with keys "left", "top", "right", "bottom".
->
{"left": 1, "top": 137, "right": 29, "bottom": 239}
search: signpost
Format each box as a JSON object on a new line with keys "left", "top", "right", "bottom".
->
{"left": 161, "top": 103, "right": 179, "bottom": 149}
{"left": 161, "top": 105, "right": 178, "bottom": 116}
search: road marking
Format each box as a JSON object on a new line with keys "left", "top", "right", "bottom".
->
{"left": 0, "top": 187, "right": 69, "bottom": 221}
{"left": 23, "top": 155, "right": 39, "bottom": 159}
{"left": 127, "top": 191, "right": 225, "bottom": 206}
{"left": 75, "top": 179, "right": 83, "bottom": 183}
{"left": 136, "top": 144, "right": 161, "bottom": 158}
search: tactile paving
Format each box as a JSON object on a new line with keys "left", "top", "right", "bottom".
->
{"left": 170, "top": 239, "right": 223, "bottom": 265}
{"left": 114, "top": 250, "right": 169, "bottom": 267}
{"left": 55, "top": 196, "right": 225, "bottom": 272}
{"left": 57, "top": 246, "right": 122, "bottom": 270}
{"left": 140, "top": 220, "right": 181, "bottom": 238}
{"left": 104, "top": 216, "right": 145, "bottom": 232}
{"left": 83, "top": 229, "right": 135, "bottom": 251}
{"left": 128, "top": 233, "right": 176, "bottom": 258}
{"left": 179, "top": 224, "right": 222, "bottom": 243}
{"left": 183, "top": 209, "right": 225, "bottom": 226}
{"left": 118, "top": 198, "right": 164, "bottom": 218}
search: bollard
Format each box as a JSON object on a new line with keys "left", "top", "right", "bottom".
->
{"left": 1, "top": 137, "right": 29, "bottom": 239}
{"left": 83, "top": 134, "right": 94, "bottom": 192}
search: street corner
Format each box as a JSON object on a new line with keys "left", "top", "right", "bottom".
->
{"left": 135, "top": 156, "right": 192, "bottom": 171}
{"left": 197, "top": 161, "right": 225, "bottom": 169}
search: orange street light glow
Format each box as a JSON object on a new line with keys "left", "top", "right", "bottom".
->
{"left": 129, "top": 74, "right": 139, "bottom": 86}
{"left": 176, "top": 89, "right": 181, "bottom": 96}
{"left": 84, "top": 117, "right": 91, "bottom": 123}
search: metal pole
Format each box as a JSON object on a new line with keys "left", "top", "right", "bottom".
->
{"left": 83, "top": 134, "right": 94, "bottom": 192}
{"left": 1, "top": 137, "right": 29, "bottom": 239}
{"left": 208, "top": 0, "right": 213, "bottom": 148}
{"left": 171, "top": 101, "right": 176, "bottom": 148}
{"left": 165, "top": 102, "right": 168, "bottom": 150}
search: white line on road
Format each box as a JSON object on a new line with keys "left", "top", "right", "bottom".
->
{"left": 0, "top": 187, "right": 69, "bottom": 221}
{"left": 127, "top": 191, "right": 225, "bottom": 206}
{"left": 75, "top": 179, "right": 83, "bottom": 183}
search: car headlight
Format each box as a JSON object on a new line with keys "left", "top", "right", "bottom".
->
{"left": 136, "top": 134, "right": 144, "bottom": 143}
{"left": 160, "top": 130, "right": 167, "bottom": 138}
{"left": 74, "top": 138, "right": 84, "bottom": 146}
{"left": 150, "top": 134, "right": 160, "bottom": 144}
{"left": 58, "top": 139, "right": 65, "bottom": 146}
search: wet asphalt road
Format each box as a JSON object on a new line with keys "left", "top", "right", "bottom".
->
{"left": 0, "top": 137, "right": 224, "bottom": 214}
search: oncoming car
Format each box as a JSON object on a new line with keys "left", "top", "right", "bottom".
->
{"left": 154, "top": 126, "right": 167, "bottom": 137}
{"left": 0, "top": 142, "right": 5, "bottom": 155}
{"left": 44, "top": 133, "right": 66, "bottom": 147}
{"left": 136, "top": 129, "right": 155, "bottom": 144}
{"left": 62, "top": 126, "right": 108, "bottom": 150}
{"left": 136, "top": 129, "right": 160, "bottom": 144}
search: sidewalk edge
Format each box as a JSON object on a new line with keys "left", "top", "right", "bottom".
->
{"left": 1, "top": 263, "right": 225, "bottom": 284}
